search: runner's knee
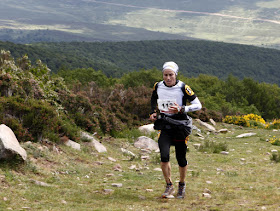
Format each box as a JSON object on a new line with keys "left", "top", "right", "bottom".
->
{"left": 160, "top": 152, "right": 170, "bottom": 162}
{"left": 177, "top": 158, "right": 188, "bottom": 167}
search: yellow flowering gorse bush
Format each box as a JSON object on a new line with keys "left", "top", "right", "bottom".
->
{"left": 223, "top": 113, "right": 266, "bottom": 128}
{"left": 266, "top": 119, "right": 280, "bottom": 129}
{"left": 268, "top": 136, "right": 280, "bottom": 146}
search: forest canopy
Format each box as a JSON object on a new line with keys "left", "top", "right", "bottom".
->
{"left": 0, "top": 40, "right": 280, "bottom": 85}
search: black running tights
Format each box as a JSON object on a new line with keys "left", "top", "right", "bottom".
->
{"left": 158, "top": 129, "right": 188, "bottom": 167}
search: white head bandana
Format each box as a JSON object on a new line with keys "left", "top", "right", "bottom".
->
{"left": 162, "top": 61, "right": 179, "bottom": 75}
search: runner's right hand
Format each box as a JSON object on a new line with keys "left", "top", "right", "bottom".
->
{"left": 150, "top": 113, "right": 157, "bottom": 121}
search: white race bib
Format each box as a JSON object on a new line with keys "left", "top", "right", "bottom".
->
{"left": 157, "top": 99, "right": 176, "bottom": 112}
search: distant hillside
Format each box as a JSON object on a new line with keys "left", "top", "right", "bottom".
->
{"left": 0, "top": 0, "right": 279, "bottom": 49}
{"left": 0, "top": 40, "right": 280, "bottom": 85}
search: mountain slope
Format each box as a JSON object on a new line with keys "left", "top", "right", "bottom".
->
{"left": 1, "top": 40, "right": 279, "bottom": 85}
{"left": 0, "top": 0, "right": 279, "bottom": 49}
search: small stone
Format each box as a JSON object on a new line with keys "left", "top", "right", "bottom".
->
{"left": 204, "top": 188, "right": 212, "bottom": 194}
{"left": 139, "top": 195, "right": 146, "bottom": 200}
{"left": 141, "top": 149, "right": 151, "bottom": 154}
{"left": 61, "top": 200, "right": 67, "bottom": 204}
{"left": 196, "top": 133, "right": 204, "bottom": 138}
{"left": 37, "top": 146, "right": 44, "bottom": 151}
{"left": 195, "top": 119, "right": 216, "bottom": 132}
{"left": 146, "top": 189, "right": 153, "bottom": 192}
{"left": 240, "top": 158, "right": 246, "bottom": 161}
{"left": 271, "top": 149, "right": 278, "bottom": 153}
{"left": 154, "top": 168, "right": 162, "bottom": 172}
{"left": 112, "top": 183, "right": 122, "bottom": 188}
{"left": 202, "top": 193, "right": 211, "bottom": 198}
{"left": 113, "top": 164, "right": 122, "bottom": 171}
{"left": 31, "top": 180, "right": 51, "bottom": 187}
{"left": 193, "top": 143, "right": 201, "bottom": 149}
{"left": 64, "top": 139, "right": 81, "bottom": 150}
{"left": 236, "top": 133, "right": 256, "bottom": 138}
{"left": 206, "top": 181, "right": 213, "bottom": 184}
{"left": 261, "top": 206, "right": 267, "bottom": 210}
{"left": 220, "top": 151, "right": 229, "bottom": 155}
{"left": 141, "top": 155, "right": 150, "bottom": 160}
{"left": 120, "top": 148, "right": 136, "bottom": 157}
{"left": 138, "top": 124, "right": 155, "bottom": 134}
{"left": 3, "top": 197, "right": 7, "bottom": 201}
{"left": 80, "top": 132, "right": 107, "bottom": 152}
{"left": 210, "top": 119, "right": 216, "bottom": 126}
{"left": 218, "top": 129, "right": 228, "bottom": 134}
{"left": 135, "top": 168, "right": 142, "bottom": 172}
{"left": 53, "top": 145, "right": 60, "bottom": 154}
{"left": 104, "top": 189, "right": 114, "bottom": 194}
{"left": 216, "top": 168, "right": 223, "bottom": 172}
{"left": 128, "top": 165, "right": 136, "bottom": 170}
{"left": 134, "top": 136, "right": 159, "bottom": 151}
{"left": 108, "top": 157, "right": 117, "bottom": 162}
{"left": 94, "top": 161, "right": 104, "bottom": 165}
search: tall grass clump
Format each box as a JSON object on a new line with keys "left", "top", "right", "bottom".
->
{"left": 111, "top": 128, "right": 144, "bottom": 143}
{"left": 198, "top": 140, "right": 228, "bottom": 153}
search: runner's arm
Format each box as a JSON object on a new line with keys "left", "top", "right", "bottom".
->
{"left": 184, "top": 97, "right": 202, "bottom": 113}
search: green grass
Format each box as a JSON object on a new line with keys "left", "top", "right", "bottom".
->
{"left": 1, "top": 122, "right": 280, "bottom": 210}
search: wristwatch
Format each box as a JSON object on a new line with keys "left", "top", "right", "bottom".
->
{"left": 180, "top": 105, "right": 185, "bottom": 113}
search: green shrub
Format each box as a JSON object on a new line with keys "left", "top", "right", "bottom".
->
{"left": 271, "top": 151, "right": 280, "bottom": 163}
{"left": 0, "top": 97, "right": 79, "bottom": 142}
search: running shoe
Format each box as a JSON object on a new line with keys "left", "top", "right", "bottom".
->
{"left": 162, "top": 183, "right": 175, "bottom": 198}
{"left": 176, "top": 182, "right": 186, "bottom": 199}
